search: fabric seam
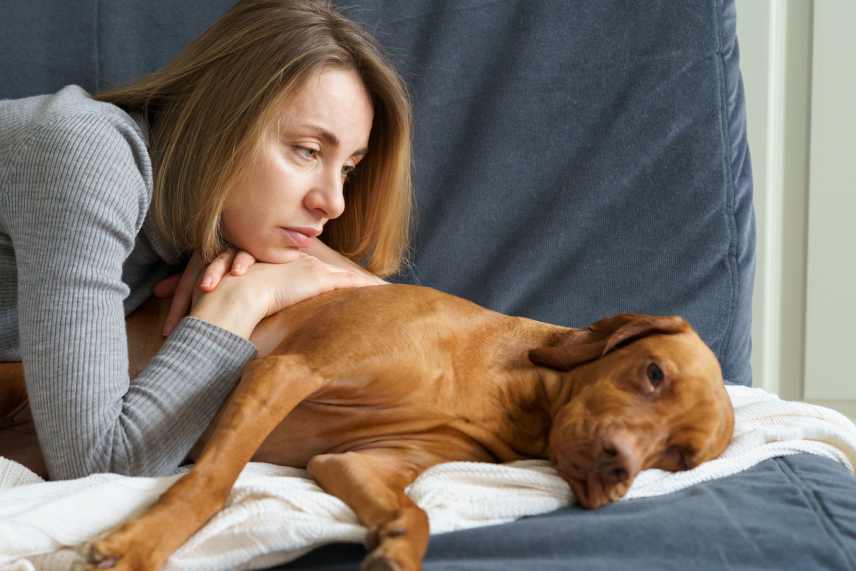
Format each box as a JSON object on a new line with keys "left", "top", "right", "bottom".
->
{"left": 0, "top": 161, "right": 9, "bottom": 231}
{"left": 712, "top": 0, "right": 740, "bottom": 383}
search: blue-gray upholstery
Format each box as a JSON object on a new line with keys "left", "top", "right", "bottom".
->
{"left": 0, "top": 0, "right": 756, "bottom": 386}
{"left": 3, "top": 1, "right": 854, "bottom": 569}
{"left": 289, "top": 455, "right": 856, "bottom": 571}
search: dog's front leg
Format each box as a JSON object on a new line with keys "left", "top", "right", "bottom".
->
{"left": 308, "top": 449, "right": 433, "bottom": 571}
{"left": 76, "top": 354, "right": 327, "bottom": 571}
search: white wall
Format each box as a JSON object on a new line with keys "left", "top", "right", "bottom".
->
{"left": 736, "top": 0, "right": 855, "bottom": 420}
{"left": 803, "top": 2, "right": 856, "bottom": 406}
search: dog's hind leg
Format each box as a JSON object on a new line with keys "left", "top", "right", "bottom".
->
{"left": 308, "top": 449, "right": 437, "bottom": 571}
{"left": 76, "top": 354, "right": 327, "bottom": 571}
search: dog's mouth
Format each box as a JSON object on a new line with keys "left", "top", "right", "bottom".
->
{"left": 553, "top": 447, "right": 639, "bottom": 510}
{"left": 563, "top": 469, "right": 634, "bottom": 509}
{"left": 549, "top": 415, "right": 644, "bottom": 509}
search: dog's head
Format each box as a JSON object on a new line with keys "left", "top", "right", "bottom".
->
{"left": 529, "top": 313, "right": 734, "bottom": 509}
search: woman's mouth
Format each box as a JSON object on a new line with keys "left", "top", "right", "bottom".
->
{"left": 279, "top": 227, "right": 319, "bottom": 248}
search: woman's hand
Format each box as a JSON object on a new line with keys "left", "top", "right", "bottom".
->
{"left": 155, "top": 240, "right": 385, "bottom": 338}
{"left": 303, "top": 237, "right": 387, "bottom": 286}
{"left": 155, "top": 247, "right": 296, "bottom": 337}
{"left": 189, "top": 253, "right": 380, "bottom": 340}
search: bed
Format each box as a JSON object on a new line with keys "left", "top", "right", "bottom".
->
{"left": 1, "top": 1, "right": 855, "bottom": 570}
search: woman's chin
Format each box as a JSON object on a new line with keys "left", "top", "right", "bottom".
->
{"left": 253, "top": 245, "right": 304, "bottom": 264}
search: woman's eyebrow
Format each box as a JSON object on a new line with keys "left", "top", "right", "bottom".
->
{"left": 298, "top": 123, "right": 368, "bottom": 158}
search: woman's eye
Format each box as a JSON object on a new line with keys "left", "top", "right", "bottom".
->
{"left": 342, "top": 166, "right": 355, "bottom": 180}
{"left": 647, "top": 363, "right": 664, "bottom": 387}
{"left": 295, "top": 146, "right": 319, "bottom": 160}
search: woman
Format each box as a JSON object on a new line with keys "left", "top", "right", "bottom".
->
{"left": 0, "top": 0, "right": 412, "bottom": 480}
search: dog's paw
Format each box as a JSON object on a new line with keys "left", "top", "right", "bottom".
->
{"left": 361, "top": 547, "right": 411, "bottom": 571}
{"left": 364, "top": 520, "right": 406, "bottom": 552}
{"left": 73, "top": 524, "right": 167, "bottom": 571}
{"left": 361, "top": 526, "right": 420, "bottom": 571}
{"left": 72, "top": 535, "right": 120, "bottom": 570}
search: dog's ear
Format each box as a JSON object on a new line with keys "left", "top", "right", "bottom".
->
{"left": 528, "top": 329, "right": 607, "bottom": 371}
{"left": 593, "top": 313, "right": 689, "bottom": 355}
{"left": 528, "top": 313, "right": 689, "bottom": 371}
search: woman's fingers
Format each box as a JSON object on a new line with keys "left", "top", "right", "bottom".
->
{"left": 199, "top": 248, "right": 237, "bottom": 291}
{"left": 163, "top": 253, "right": 203, "bottom": 337}
{"left": 153, "top": 274, "right": 181, "bottom": 298}
{"left": 162, "top": 247, "right": 266, "bottom": 335}
{"left": 229, "top": 250, "right": 257, "bottom": 275}
{"left": 173, "top": 247, "right": 382, "bottom": 333}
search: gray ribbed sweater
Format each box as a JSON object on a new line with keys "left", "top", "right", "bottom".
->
{"left": 0, "top": 85, "right": 258, "bottom": 480}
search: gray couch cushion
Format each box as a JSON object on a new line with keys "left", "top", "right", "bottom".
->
{"left": 0, "top": 1, "right": 755, "bottom": 385}
{"left": 351, "top": 0, "right": 756, "bottom": 386}
{"left": 282, "top": 454, "right": 856, "bottom": 571}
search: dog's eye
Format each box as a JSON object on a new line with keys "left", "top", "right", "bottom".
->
{"left": 647, "top": 363, "right": 664, "bottom": 387}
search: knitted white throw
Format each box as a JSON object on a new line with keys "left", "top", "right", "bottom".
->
{"left": 1, "top": 386, "right": 855, "bottom": 571}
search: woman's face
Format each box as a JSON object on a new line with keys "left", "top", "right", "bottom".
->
{"left": 221, "top": 66, "right": 374, "bottom": 263}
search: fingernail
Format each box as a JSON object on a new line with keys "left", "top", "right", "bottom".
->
{"left": 202, "top": 277, "right": 214, "bottom": 288}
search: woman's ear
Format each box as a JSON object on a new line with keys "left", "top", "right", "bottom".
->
{"left": 528, "top": 313, "right": 690, "bottom": 371}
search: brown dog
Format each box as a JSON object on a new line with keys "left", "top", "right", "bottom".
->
{"left": 1, "top": 284, "right": 734, "bottom": 571}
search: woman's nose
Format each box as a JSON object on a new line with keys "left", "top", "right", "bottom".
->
{"left": 305, "top": 169, "right": 345, "bottom": 220}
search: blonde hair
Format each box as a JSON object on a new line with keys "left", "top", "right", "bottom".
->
{"left": 96, "top": 0, "right": 412, "bottom": 276}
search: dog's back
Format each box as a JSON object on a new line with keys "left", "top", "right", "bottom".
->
{"left": 194, "top": 284, "right": 569, "bottom": 467}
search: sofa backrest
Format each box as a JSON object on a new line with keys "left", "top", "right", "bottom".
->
{"left": 0, "top": 0, "right": 756, "bottom": 385}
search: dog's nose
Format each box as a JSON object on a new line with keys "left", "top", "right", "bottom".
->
{"left": 597, "top": 430, "right": 640, "bottom": 484}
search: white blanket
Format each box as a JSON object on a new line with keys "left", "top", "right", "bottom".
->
{"left": 1, "top": 386, "right": 855, "bottom": 571}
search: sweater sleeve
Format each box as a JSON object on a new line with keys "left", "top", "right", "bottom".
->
{"left": 6, "top": 113, "right": 257, "bottom": 480}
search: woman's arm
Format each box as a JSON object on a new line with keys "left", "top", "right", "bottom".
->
{"left": 7, "top": 110, "right": 257, "bottom": 480}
